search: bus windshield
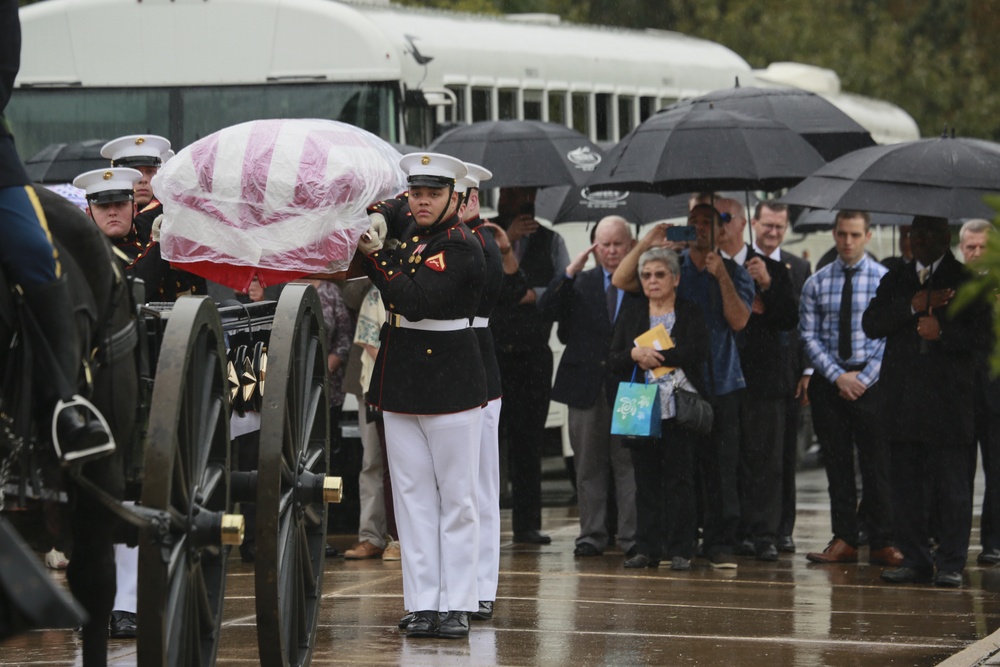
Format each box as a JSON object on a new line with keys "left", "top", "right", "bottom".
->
{"left": 7, "top": 81, "right": 399, "bottom": 160}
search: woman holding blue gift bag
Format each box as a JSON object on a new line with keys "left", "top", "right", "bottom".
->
{"left": 609, "top": 248, "right": 709, "bottom": 571}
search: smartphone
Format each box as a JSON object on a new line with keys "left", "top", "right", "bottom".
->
{"left": 666, "top": 225, "right": 697, "bottom": 242}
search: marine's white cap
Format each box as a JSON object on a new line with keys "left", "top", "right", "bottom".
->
{"left": 101, "top": 134, "right": 172, "bottom": 168}
{"left": 72, "top": 168, "right": 142, "bottom": 204}
{"left": 457, "top": 162, "right": 493, "bottom": 192}
{"left": 399, "top": 152, "right": 468, "bottom": 188}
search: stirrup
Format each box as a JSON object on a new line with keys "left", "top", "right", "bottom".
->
{"left": 50, "top": 395, "right": 116, "bottom": 465}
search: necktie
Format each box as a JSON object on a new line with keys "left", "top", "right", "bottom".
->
{"left": 838, "top": 266, "right": 858, "bottom": 362}
{"left": 606, "top": 280, "right": 618, "bottom": 323}
{"left": 918, "top": 266, "right": 931, "bottom": 285}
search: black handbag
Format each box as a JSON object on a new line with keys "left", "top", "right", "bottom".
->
{"left": 672, "top": 375, "right": 714, "bottom": 436}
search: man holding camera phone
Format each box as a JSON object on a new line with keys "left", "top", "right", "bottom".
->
{"left": 489, "top": 186, "right": 570, "bottom": 544}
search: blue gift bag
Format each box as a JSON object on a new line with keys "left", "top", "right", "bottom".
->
{"left": 611, "top": 366, "right": 661, "bottom": 438}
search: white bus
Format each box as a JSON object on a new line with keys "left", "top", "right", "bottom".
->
{"left": 0, "top": 0, "right": 853, "bottom": 156}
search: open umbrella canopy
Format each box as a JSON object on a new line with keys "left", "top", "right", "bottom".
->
{"left": 587, "top": 105, "right": 826, "bottom": 196}
{"left": 779, "top": 136, "right": 1000, "bottom": 220}
{"left": 792, "top": 208, "right": 914, "bottom": 233}
{"left": 24, "top": 139, "right": 109, "bottom": 184}
{"left": 666, "top": 85, "right": 876, "bottom": 161}
{"left": 427, "top": 120, "right": 602, "bottom": 188}
{"left": 535, "top": 185, "right": 688, "bottom": 224}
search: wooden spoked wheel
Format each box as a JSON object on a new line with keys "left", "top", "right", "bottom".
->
{"left": 137, "top": 296, "right": 233, "bottom": 667}
{"left": 255, "top": 284, "right": 329, "bottom": 667}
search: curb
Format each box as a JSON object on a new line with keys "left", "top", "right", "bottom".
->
{"left": 939, "top": 627, "right": 1000, "bottom": 667}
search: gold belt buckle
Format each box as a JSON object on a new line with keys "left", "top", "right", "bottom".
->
{"left": 388, "top": 313, "right": 402, "bottom": 327}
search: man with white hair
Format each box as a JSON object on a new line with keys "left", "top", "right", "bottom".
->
{"left": 540, "top": 215, "right": 642, "bottom": 561}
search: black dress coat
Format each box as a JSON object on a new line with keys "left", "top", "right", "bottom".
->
{"left": 738, "top": 247, "right": 799, "bottom": 398}
{"left": 363, "top": 212, "right": 487, "bottom": 415}
{"left": 540, "top": 265, "right": 643, "bottom": 409}
{"left": 608, "top": 295, "right": 710, "bottom": 405}
{"left": 862, "top": 252, "right": 991, "bottom": 446}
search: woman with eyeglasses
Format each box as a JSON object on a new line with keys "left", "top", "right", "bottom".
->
{"left": 609, "top": 247, "right": 709, "bottom": 571}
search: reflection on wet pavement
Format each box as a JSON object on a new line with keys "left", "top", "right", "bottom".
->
{"left": 3, "top": 467, "right": 999, "bottom": 666}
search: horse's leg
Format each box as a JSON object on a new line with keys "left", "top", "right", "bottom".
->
{"left": 66, "top": 456, "right": 120, "bottom": 667}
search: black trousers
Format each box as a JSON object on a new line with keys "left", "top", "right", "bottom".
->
{"left": 777, "top": 396, "right": 800, "bottom": 539}
{"left": 699, "top": 390, "right": 742, "bottom": 557}
{"left": 497, "top": 345, "right": 552, "bottom": 534}
{"left": 738, "top": 395, "right": 786, "bottom": 547}
{"left": 892, "top": 440, "right": 973, "bottom": 574}
{"left": 808, "top": 375, "right": 893, "bottom": 549}
{"left": 630, "top": 419, "right": 698, "bottom": 560}
{"left": 974, "top": 368, "right": 1000, "bottom": 551}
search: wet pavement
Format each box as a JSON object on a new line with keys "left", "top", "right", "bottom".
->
{"left": 4, "top": 466, "right": 1000, "bottom": 666}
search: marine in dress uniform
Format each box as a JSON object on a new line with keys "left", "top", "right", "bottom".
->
{"left": 71, "top": 166, "right": 147, "bottom": 638}
{"left": 361, "top": 153, "right": 487, "bottom": 639}
{"left": 101, "top": 135, "right": 205, "bottom": 302}
{"left": 457, "top": 164, "right": 503, "bottom": 622}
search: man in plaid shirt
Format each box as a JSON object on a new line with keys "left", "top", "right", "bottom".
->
{"left": 799, "top": 210, "right": 902, "bottom": 568}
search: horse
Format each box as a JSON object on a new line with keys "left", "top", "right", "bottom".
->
{"left": 0, "top": 185, "right": 140, "bottom": 666}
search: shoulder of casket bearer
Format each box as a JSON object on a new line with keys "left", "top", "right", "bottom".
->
{"left": 72, "top": 167, "right": 142, "bottom": 202}
{"left": 400, "top": 152, "right": 468, "bottom": 188}
{"left": 101, "top": 134, "right": 172, "bottom": 168}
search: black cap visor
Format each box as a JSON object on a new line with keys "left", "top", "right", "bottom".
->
{"left": 112, "top": 156, "right": 162, "bottom": 169}
{"left": 408, "top": 174, "right": 454, "bottom": 189}
{"left": 87, "top": 189, "right": 135, "bottom": 205}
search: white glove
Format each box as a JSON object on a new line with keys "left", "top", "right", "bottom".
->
{"left": 357, "top": 228, "right": 383, "bottom": 255}
{"left": 151, "top": 214, "right": 164, "bottom": 243}
{"left": 368, "top": 212, "right": 387, "bottom": 243}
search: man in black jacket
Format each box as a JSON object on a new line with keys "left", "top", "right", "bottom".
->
{"left": 489, "top": 186, "right": 570, "bottom": 544}
{"left": 539, "top": 215, "right": 641, "bottom": 558}
{"left": 715, "top": 198, "right": 798, "bottom": 561}
{"left": 863, "top": 215, "right": 992, "bottom": 588}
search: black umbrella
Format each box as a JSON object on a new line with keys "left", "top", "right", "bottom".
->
{"left": 587, "top": 105, "right": 826, "bottom": 196}
{"left": 792, "top": 208, "right": 914, "bottom": 233}
{"left": 427, "top": 120, "right": 602, "bottom": 188}
{"left": 666, "top": 85, "right": 876, "bottom": 161}
{"left": 24, "top": 139, "right": 109, "bottom": 183}
{"left": 535, "top": 185, "right": 759, "bottom": 225}
{"left": 779, "top": 135, "right": 1000, "bottom": 220}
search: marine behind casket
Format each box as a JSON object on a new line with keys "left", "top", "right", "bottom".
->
{"left": 358, "top": 152, "right": 487, "bottom": 640}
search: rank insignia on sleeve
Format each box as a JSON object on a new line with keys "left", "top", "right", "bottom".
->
{"left": 425, "top": 252, "right": 446, "bottom": 272}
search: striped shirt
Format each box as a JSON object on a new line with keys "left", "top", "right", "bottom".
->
{"left": 799, "top": 254, "right": 887, "bottom": 387}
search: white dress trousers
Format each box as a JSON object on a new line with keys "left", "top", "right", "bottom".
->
{"left": 113, "top": 501, "right": 139, "bottom": 613}
{"left": 477, "top": 398, "right": 501, "bottom": 603}
{"left": 383, "top": 407, "right": 482, "bottom": 613}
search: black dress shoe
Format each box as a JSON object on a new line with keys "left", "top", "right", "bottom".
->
{"left": 513, "top": 530, "right": 551, "bottom": 545}
{"left": 325, "top": 545, "right": 342, "bottom": 558}
{"left": 881, "top": 567, "right": 931, "bottom": 584}
{"left": 109, "top": 610, "right": 137, "bottom": 639}
{"left": 436, "top": 611, "right": 470, "bottom": 639}
{"left": 574, "top": 542, "right": 601, "bottom": 557}
{"left": 978, "top": 549, "right": 1000, "bottom": 565}
{"left": 933, "top": 570, "right": 963, "bottom": 588}
{"left": 734, "top": 539, "right": 756, "bottom": 557}
{"left": 776, "top": 535, "right": 796, "bottom": 553}
{"left": 471, "top": 600, "right": 493, "bottom": 621}
{"left": 398, "top": 612, "right": 416, "bottom": 629}
{"left": 756, "top": 543, "right": 779, "bottom": 562}
{"left": 624, "top": 553, "right": 660, "bottom": 568}
{"left": 405, "top": 610, "right": 438, "bottom": 638}
{"left": 239, "top": 543, "right": 256, "bottom": 563}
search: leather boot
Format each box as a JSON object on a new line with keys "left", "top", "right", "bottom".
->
{"left": 21, "top": 277, "right": 113, "bottom": 463}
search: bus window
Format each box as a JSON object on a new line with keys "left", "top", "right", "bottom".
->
{"left": 571, "top": 93, "right": 589, "bottom": 139}
{"left": 659, "top": 97, "right": 679, "bottom": 109}
{"left": 595, "top": 93, "right": 613, "bottom": 143}
{"left": 523, "top": 90, "right": 543, "bottom": 121}
{"left": 471, "top": 88, "right": 492, "bottom": 122}
{"left": 498, "top": 89, "right": 517, "bottom": 120}
{"left": 640, "top": 96, "right": 657, "bottom": 122}
{"left": 548, "top": 91, "right": 567, "bottom": 125}
{"left": 618, "top": 96, "right": 635, "bottom": 138}
{"left": 446, "top": 85, "right": 467, "bottom": 124}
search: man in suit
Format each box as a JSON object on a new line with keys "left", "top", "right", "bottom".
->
{"left": 800, "top": 211, "right": 901, "bottom": 568}
{"left": 490, "top": 186, "right": 570, "bottom": 544}
{"left": 750, "top": 201, "right": 812, "bottom": 554}
{"left": 865, "top": 216, "right": 991, "bottom": 587}
{"left": 539, "top": 215, "right": 640, "bottom": 558}
{"left": 715, "top": 199, "right": 798, "bottom": 561}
